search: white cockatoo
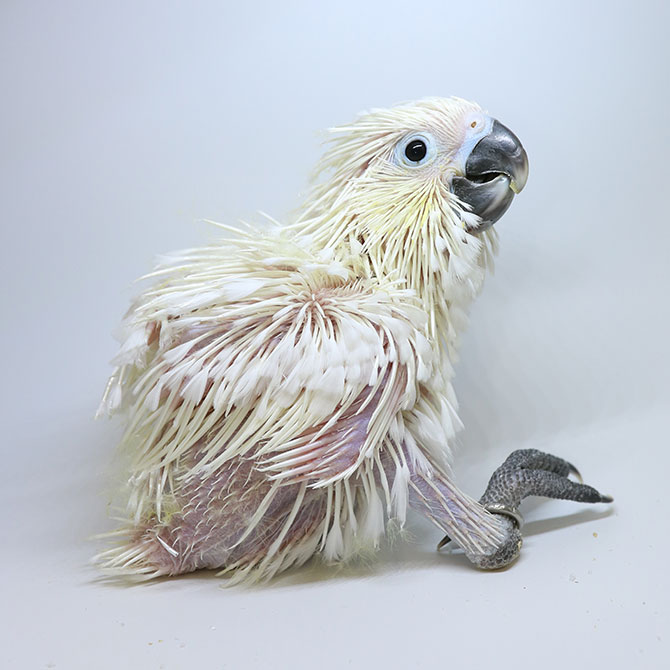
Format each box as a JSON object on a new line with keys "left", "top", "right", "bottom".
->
{"left": 96, "top": 97, "right": 611, "bottom": 582}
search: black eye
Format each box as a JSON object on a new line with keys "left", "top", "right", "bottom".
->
{"left": 404, "top": 139, "right": 427, "bottom": 163}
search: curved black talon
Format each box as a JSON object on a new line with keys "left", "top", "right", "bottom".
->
{"left": 437, "top": 535, "right": 452, "bottom": 550}
{"left": 483, "top": 503, "right": 524, "bottom": 528}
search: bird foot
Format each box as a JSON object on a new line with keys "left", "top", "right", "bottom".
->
{"left": 438, "top": 449, "right": 613, "bottom": 569}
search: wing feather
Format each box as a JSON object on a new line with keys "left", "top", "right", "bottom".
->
{"left": 99, "top": 236, "right": 437, "bottom": 514}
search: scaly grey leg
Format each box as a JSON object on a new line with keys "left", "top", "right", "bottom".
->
{"left": 438, "top": 449, "right": 613, "bottom": 569}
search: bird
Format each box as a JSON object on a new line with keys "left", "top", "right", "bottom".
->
{"left": 95, "top": 96, "right": 612, "bottom": 582}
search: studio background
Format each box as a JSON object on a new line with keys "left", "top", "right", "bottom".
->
{"left": 1, "top": 1, "right": 668, "bottom": 668}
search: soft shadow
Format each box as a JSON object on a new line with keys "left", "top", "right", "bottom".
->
{"left": 523, "top": 506, "right": 615, "bottom": 537}
{"left": 261, "top": 544, "right": 476, "bottom": 591}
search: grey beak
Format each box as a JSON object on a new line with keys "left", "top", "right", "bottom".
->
{"left": 452, "top": 119, "right": 529, "bottom": 232}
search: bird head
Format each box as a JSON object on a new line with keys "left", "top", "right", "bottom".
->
{"left": 295, "top": 97, "right": 529, "bottom": 314}
{"left": 313, "top": 96, "right": 527, "bottom": 228}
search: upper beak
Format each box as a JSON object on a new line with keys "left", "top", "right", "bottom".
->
{"left": 451, "top": 119, "right": 529, "bottom": 232}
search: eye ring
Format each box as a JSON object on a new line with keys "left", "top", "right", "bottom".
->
{"left": 395, "top": 132, "right": 437, "bottom": 167}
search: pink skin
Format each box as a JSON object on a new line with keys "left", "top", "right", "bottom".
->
{"left": 128, "top": 454, "right": 325, "bottom": 575}
{"left": 128, "top": 434, "right": 501, "bottom": 578}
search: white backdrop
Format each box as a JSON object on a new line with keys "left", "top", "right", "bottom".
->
{"left": 2, "top": 1, "right": 668, "bottom": 668}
